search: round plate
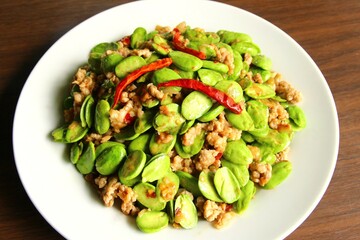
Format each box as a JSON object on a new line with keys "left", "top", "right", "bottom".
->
{"left": 13, "top": 0, "right": 339, "bottom": 239}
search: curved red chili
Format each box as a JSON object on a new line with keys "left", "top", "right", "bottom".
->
{"left": 157, "top": 79, "right": 242, "bottom": 114}
{"left": 112, "top": 58, "right": 173, "bottom": 108}
{"left": 172, "top": 28, "right": 207, "bottom": 60}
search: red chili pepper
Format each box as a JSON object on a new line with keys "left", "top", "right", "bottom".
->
{"left": 124, "top": 112, "right": 136, "bottom": 125}
{"left": 119, "top": 35, "right": 131, "bottom": 47}
{"left": 172, "top": 28, "right": 206, "bottom": 60}
{"left": 157, "top": 79, "right": 242, "bottom": 114}
{"left": 112, "top": 58, "right": 173, "bottom": 108}
{"left": 215, "top": 152, "right": 223, "bottom": 160}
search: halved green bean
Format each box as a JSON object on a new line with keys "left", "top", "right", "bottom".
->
{"left": 198, "top": 69, "right": 224, "bottom": 86}
{"left": 174, "top": 193, "right": 198, "bottom": 229}
{"left": 149, "top": 132, "right": 176, "bottom": 155}
{"left": 223, "top": 139, "right": 253, "bottom": 165}
{"left": 131, "top": 27, "right": 147, "bottom": 49}
{"left": 169, "top": 51, "right": 203, "bottom": 72}
{"left": 76, "top": 141, "right": 96, "bottom": 174}
{"left": 214, "top": 167, "right": 241, "bottom": 204}
{"left": 65, "top": 121, "right": 89, "bottom": 143}
{"left": 128, "top": 132, "right": 151, "bottom": 153}
{"left": 70, "top": 142, "right": 83, "bottom": 164}
{"left": 201, "top": 60, "right": 229, "bottom": 74}
{"left": 115, "top": 55, "right": 146, "bottom": 78}
{"left": 175, "top": 171, "right": 202, "bottom": 197}
{"left": 198, "top": 171, "right": 223, "bottom": 202}
{"left": 119, "top": 150, "right": 146, "bottom": 182}
{"left": 142, "top": 153, "right": 170, "bottom": 183}
{"left": 136, "top": 210, "right": 169, "bottom": 233}
{"left": 181, "top": 91, "right": 213, "bottom": 120}
{"left": 156, "top": 171, "right": 180, "bottom": 202}
{"left": 263, "top": 161, "right": 292, "bottom": 189}
{"left": 95, "top": 144, "right": 126, "bottom": 175}
{"left": 94, "top": 100, "right": 110, "bottom": 135}
{"left": 133, "top": 182, "right": 166, "bottom": 211}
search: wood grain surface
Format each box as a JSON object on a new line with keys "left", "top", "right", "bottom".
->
{"left": 1, "top": 0, "right": 359, "bottom": 239}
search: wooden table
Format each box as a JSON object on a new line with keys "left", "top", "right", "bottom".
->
{"left": 1, "top": 0, "right": 359, "bottom": 239}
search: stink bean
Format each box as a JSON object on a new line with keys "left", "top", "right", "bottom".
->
{"left": 119, "top": 150, "right": 146, "bottom": 182}
{"left": 198, "top": 69, "right": 224, "bottom": 86}
{"left": 128, "top": 133, "right": 151, "bottom": 153}
{"left": 149, "top": 132, "right": 176, "bottom": 155}
{"left": 232, "top": 41, "right": 261, "bottom": 56}
{"left": 169, "top": 51, "right": 203, "bottom": 72}
{"left": 287, "top": 105, "right": 307, "bottom": 130}
{"left": 141, "top": 153, "right": 170, "bottom": 183}
{"left": 94, "top": 100, "right": 110, "bottom": 135}
{"left": 136, "top": 210, "right": 169, "bottom": 233}
{"left": 174, "top": 193, "right": 198, "bottom": 229}
{"left": 201, "top": 60, "right": 229, "bottom": 74}
{"left": 252, "top": 54, "right": 272, "bottom": 70}
{"left": 175, "top": 171, "right": 202, "bottom": 197}
{"left": 131, "top": 27, "right": 147, "bottom": 49}
{"left": 225, "top": 109, "right": 254, "bottom": 131}
{"left": 181, "top": 91, "right": 213, "bottom": 120}
{"left": 221, "top": 159, "right": 249, "bottom": 187}
{"left": 214, "top": 167, "right": 241, "bottom": 203}
{"left": 133, "top": 182, "right": 166, "bottom": 211}
{"left": 65, "top": 121, "right": 89, "bottom": 143}
{"left": 95, "top": 144, "right": 126, "bottom": 175}
{"left": 234, "top": 180, "right": 256, "bottom": 214}
{"left": 198, "top": 171, "right": 223, "bottom": 202}
{"left": 263, "top": 161, "right": 292, "bottom": 189}
{"left": 76, "top": 141, "right": 96, "bottom": 174}
{"left": 223, "top": 139, "right": 253, "bottom": 165}
{"left": 115, "top": 55, "right": 146, "bottom": 78}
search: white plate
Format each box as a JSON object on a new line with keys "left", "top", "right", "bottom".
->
{"left": 13, "top": 0, "right": 339, "bottom": 239}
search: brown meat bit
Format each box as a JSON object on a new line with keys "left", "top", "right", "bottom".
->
{"left": 159, "top": 105, "right": 174, "bottom": 116}
{"left": 207, "top": 112, "right": 241, "bottom": 141}
{"left": 213, "top": 211, "right": 235, "bottom": 229}
{"left": 215, "top": 46, "right": 234, "bottom": 75}
{"left": 158, "top": 176, "right": 177, "bottom": 201}
{"left": 275, "top": 74, "right": 302, "bottom": 104}
{"left": 147, "top": 83, "right": 164, "bottom": 100}
{"left": 243, "top": 52, "right": 252, "bottom": 66}
{"left": 101, "top": 177, "right": 121, "bottom": 207}
{"left": 85, "top": 132, "right": 112, "bottom": 145}
{"left": 155, "top": 25, "right": 171, "bottom": 34}
{"left": 94, "top": 175, "right": 108, "bottom": 189}
{"left": 247, "top": 145, "right": 261, "bottom": 162}
{"left": 195, "top": 149, "right": 219, "bottom": 171}
{"left": 72, "top": 68, "right": 96, "bottom": 97}
{"left": 275, "top": 147, "right": 290, "bottom": 163}
{"left": 203, "top": 200, "right": 222, "bottom": 222}
{"left": 109, "top": 95, "right": 143, "bottom": 133}
{"left": 63, "top": 108, "right": 74, "bottom": 123}
{"left": 206, "top": 132, "right": 227, "bottom": 153}
{"left": 253, "top": 73, "right": 263, "bottom": 84}
{"left": 268, "top": 100, "right": 289, "bottom": 130}
{"left": 170, "top": 155, "right": 194, "bottom": 174}
{"left": 249, "top": 162, "right": 272, "bottom": 186}
{"left": 131, "top": 48, "right": 152, "bottom": 58}
{"left": 195, "top": 196, "right": 206, "bottom": 217}
{"left": 182, "top": 123, "right": 205, "bottom": 146}
{"left": 156, "top": 132, "right": 174, "bottom": 144}
{"left": 202, "top": 199, "right": 235, "bottom": 228}
{"left": 117, "top": 184, "right": 139, "bottom": 216}
{"left": 93, "top": 175, "right": 139, "bottom": 215}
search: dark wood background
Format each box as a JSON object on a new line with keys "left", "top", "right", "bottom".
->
{"left": 1, "top": 0, "right": 359, "bottom": 239}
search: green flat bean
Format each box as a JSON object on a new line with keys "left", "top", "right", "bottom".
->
{"left": 136, "top": 210, "right": 169, "bottom": 233}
